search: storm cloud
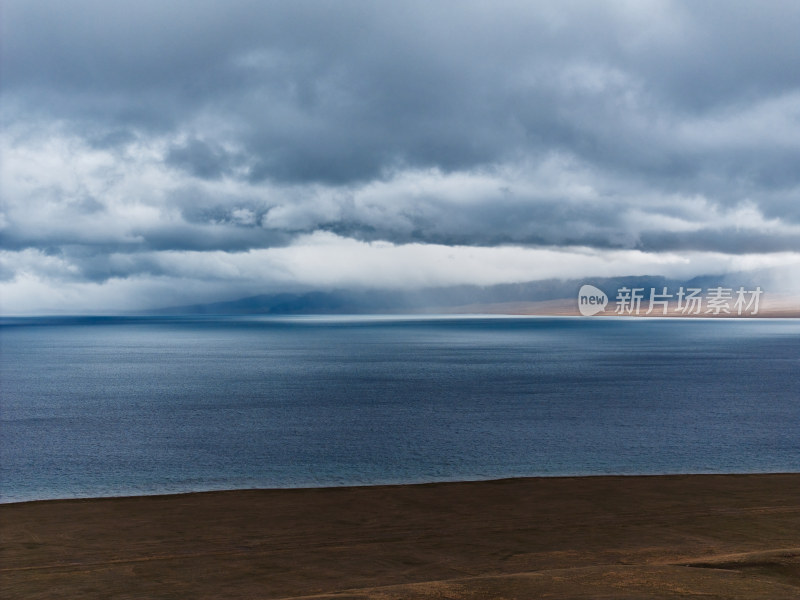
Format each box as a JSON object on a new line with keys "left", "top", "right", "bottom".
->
{"left": 2, "top": 0, "right": 799, "bottom": 312}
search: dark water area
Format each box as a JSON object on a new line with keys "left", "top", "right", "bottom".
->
{"left": 1, "top": 316, "right": 798, "bottom": 502}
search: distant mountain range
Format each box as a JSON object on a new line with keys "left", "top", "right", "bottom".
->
{"left": 148, "top": 274, "right": 761, "bottom": 315}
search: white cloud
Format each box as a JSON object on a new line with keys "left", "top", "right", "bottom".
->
{"left": 3, "top": 234, "right": 798, "bottom": 314}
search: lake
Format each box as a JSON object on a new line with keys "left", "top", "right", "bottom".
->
{"left": 1, "top": 315, "right": 798, "bottom": 502}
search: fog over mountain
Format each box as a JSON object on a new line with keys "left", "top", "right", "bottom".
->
{"left": 2, "top": 1, "right": 799, "bottom": 314}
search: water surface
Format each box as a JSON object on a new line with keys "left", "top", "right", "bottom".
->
{"left": 1, "top": 316, "right": 798, "bottom": 502}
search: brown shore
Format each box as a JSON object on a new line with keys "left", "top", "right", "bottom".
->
{"left": 2, "top": 474, "right": 800, "bottom": 599}
{"left": 438, "top": 295, "right": 800, "bottom": 317}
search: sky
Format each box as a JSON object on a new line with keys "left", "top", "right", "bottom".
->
{"left": 1, "top": 0, "right": 799, "bottom": 314}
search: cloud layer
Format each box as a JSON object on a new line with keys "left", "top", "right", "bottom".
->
{"left": 2, "top": 1, "right": 799, "bottom": 313}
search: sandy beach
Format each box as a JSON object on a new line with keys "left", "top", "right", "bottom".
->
{"left": 2, "top": 474, "right": 799, "bottom": 599}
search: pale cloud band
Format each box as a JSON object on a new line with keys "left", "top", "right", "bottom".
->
{"left": 3, "top": 232, "right": 799, "bottom": 314}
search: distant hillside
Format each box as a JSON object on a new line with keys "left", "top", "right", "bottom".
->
{"left": 146, "top": 274, "right": 747, "bottom": 315}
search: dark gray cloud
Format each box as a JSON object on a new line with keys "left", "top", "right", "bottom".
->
{"left": 5, "top": 1, "right": 799, "bottom": 188}
{"left": 166, "top": 139, "right": 242, "bottom": 180}
{"left": 1, "top": 0, "right": 799, "bottom": 311}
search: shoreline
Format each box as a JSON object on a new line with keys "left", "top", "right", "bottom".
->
{"left": 4, "top": 470, "right": 800, "bottom": 506}
{"left": 3, "top": 473, "right": 799, "bottom": 599}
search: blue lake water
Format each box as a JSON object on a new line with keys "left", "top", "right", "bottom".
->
{"left": 1, "top": 316, "right": 798, "bottom": 502}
